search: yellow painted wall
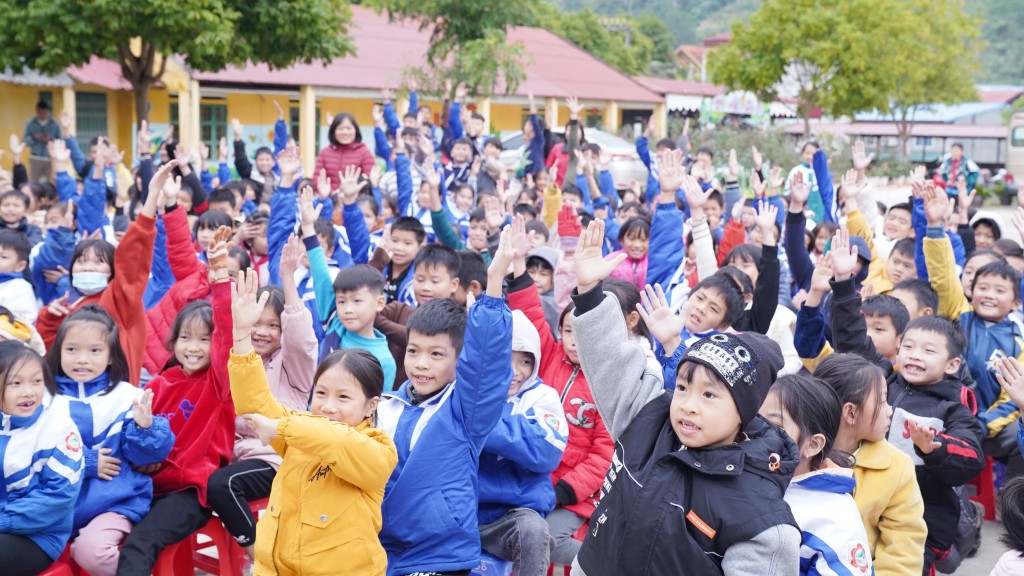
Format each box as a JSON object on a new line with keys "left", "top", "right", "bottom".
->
{"left": 0, "top": 84, "right": 68, "bottom": 171}
{"left": 490, "top": 103, "right": 527, "bottom": 133}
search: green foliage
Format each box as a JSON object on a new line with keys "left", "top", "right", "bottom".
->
{"left": 974, "top": 0, "right": 1024, "bottom": 84}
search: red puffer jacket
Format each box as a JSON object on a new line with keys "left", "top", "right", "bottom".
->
{"left": 144, "top": 205, "right": 210, "bottom": 375}
{"left": 507, "top": 274, "right": 613, "bottom": 520}
{"left": 314, "top": 140, "right": 375, "bottom": 191}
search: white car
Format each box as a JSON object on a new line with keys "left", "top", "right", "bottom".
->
{"left": 498, "top": 127, "right": 648, "bottom": 191}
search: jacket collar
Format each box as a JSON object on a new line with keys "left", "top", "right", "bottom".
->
{"left": 56, "top": 373, "right": 111, "bottom": 398}
{"left": 852, "top": 439, "right": 893, "bottom": 470}
{"left": 666, "top": 416, "right": 799, "bottom": 486}
{"left": 1, "top": 393, "right": 50, "bottom": 431}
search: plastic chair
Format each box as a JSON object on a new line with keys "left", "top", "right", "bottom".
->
{"left": 36, "top": 562, "right": 74, "bottom": 576}
{"left": 471, "top": 551, "right": 512, "bottom": 575}
{"left": 154, "top": 497, "right": 269, "bottom": 576}
{"left": 967, "top": 457, "right": 997, "bottom": 521}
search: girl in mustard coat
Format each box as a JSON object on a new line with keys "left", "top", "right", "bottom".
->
{"left": 229, "top": 265, "right": 397, "bottom": 576}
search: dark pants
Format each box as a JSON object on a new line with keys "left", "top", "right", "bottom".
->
{"left": 983, "top": 419, "right": 1024, "bottom": 479}
{"left": 206, "top": 459, "right": 276, "bottom": 547}
{"left": 115, "top": 489, "right": 211, "bottom": 576}
{"left": 0, "top": 533, "right": 52, "bottom": 576}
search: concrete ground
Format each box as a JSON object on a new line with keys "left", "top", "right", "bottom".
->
{"left": 955, "top": 519, "right": 1008, "bottom": 574}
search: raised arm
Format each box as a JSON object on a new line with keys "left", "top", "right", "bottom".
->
{"left": 784, "top": 171, "right": 815, "bottom": 292}
{"left": 278, "top": 235, "right": 318, "bottom": 409}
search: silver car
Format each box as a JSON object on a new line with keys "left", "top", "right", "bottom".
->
{"left": 498, "top": 127, "right": 648, "bottom": 191}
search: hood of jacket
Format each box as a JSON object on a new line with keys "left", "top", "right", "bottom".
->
{"left": 511, "top": 310, "right": 541, "bottom": 394}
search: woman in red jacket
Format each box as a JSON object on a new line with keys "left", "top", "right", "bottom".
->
{"left": 506, "top": 217, "right": 613, "bottom": 567}
{"left": 315, "top": 112, "right": 375, "bottom": 192}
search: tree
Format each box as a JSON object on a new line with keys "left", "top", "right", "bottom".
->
{"left": 710, "top": 0, "right": 914, "bottom": 137}
{"left": 0, "top": 0, "right": 353, "bottom": 123}
{"left": 883, "top": 0, "right": 981, "bottom": 159}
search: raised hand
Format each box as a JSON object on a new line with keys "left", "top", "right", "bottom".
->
{"left": 50, "top": 140, "right": 71, "bottom": 171}
{"left": 279, "top": 234, "right": 301, "bottom": 282}
{"left": 369, "top": 164, "right": 382, "bottom": 189}
{"left": 809, "top": 252, "right": 834, "bottom": 297}
{"left": 1011, "top": 207, "right": 1024, "bottom": 242}
{"left": 751, "top": 145, "right": 763, "bottom": 171}
{"left": 557, "top": 204, "right": 582, "bottom": 253}
{"left": 199, "top": 142, "right": 210, "bottom": 163}
{"left": 418, "top": 132, "right": 435, "bottom": 156}
{"left": 956, "top": 177, "right": 976, "bottom": 217}
{"left": 769, "top": 165, "right": 784, "bottom": 195}
{"left": 657, "top": 149, "right": 685, "bottom": 199}
{"left": 316, "top": 168, "right": 333, "bottom": 200}
{"left": 755, "top": 199, "right": 778, "bottom": 245}
{"left": 372, "top": 104, "right": 385, "bottom": 127}
{"left": 206, "top": 226, "right": 235, "bottom": 276}
{"left": 298, "top": 185, "right": 323, "bottom": 233}
{"left": 242, "top": 413, "right": 280, "bottom": 446}
{"left": 137, "top": 120, "right": 152, "bottom": 154}
{"left": 566, "top": 96, "right": 583, "bottom": 120}
{"left": 789, "top": 171, "right": 809, "bottom": 211}
{"left": 750, "top": 169, "right": 767, "bottom": 198}
{"left": 574, "top": 219, "right": 627, "bottom": 293}
{"left": 132, "top": 389, "right": 154, "bottom": 429}
{"left": 909, "top": 165, "right": 927, "bottom": 187}
{"left": 487, "top": 227, "right": 514, "bottom": 298}
{"left": 218, "top": 136, "right": 229, "bottom": 163}
{"left": 830, "top": 228, "right": 858, "bottom": 282}
{"left": 161, "top": 174, "right": 182, "bottom": 211}
{"left": 637, "top": 284, "right": 684, "bottom": 353}
{"left": 484, "top": 195, "right": 505, "bottom": 235}
{"left": 921, "top": 182, "right": 950, "bottom": 227}
{"left": 727, "top": 148, "right": 739, "bottom": 181}
{"left": 852, "top": 140, "right": 873, "bottom": 172}
{"left": 454, "top": 83, "right": 468, "bottom": 102}
{"left": 339, "top": 165, "right": 363, "bottom": 205}
{"left": 907, "top": 420, "right": 941, "bottom": 455}
{"left": 147, "top": 159, "right": 178, "bottom": 204}
{"left": 996, "top": 357, "right": 1024, "bottom": 408}
{"left": 232, "top": 118, "right": 243, "bottom": 141}
{"left": 273, "top": 100, "right": 284, "bottom": 121}
{"left": 683, "top": 174, "right": 712, "bottom": 218}
{"left": 60, "top": 109, "right": 74, "bottom": 137}
{"left": 509, "top": 214, "right": 535, "bottom": 264}
{"left": 9, "top": 134, "right": 25, "bottom": 158}
{"left": 232, "top": 268, "right": 270, "bottom": 338}
{"left": 96, "top": 448, "right": 122, "bottom": 481}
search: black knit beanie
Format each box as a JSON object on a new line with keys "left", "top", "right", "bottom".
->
{"left": 681, "top": 332, "right": 784, "bottom": 428}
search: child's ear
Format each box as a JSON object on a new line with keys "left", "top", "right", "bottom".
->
{"left": 944, "top": 355, "right": 962, "bottom": 375}
{"left": 450, "top": 277, "right": 461, "bottom": 292}
{"left": 802, "top": 432, "right": 827, "bottom": 462}
{"left": 469, "top": 280, "right": 484, "bottom": 297}
{"left": 626, "top": 310, "right": 640, "bottom": 332}
{"left": 921, "top": 307, "right": 934, "bottom": 317}
{"left": 14, "top": 260, "right": 26, "bottom": 273}
{"left": 842, "top": 402, "right": 859, "bottom": 427}
{"left": 375, "top": 295, "right": 386, "bottom": 313}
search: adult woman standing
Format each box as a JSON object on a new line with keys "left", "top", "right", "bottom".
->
{"left": 315, "top": 113, "right": 375, "bottom": 192}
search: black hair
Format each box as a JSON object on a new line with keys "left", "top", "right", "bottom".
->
{"left": 482, "top": 137, "right": 503, "bottom": 151}
{"left": 888, "top": 202, "right": 912, "bottom": 217}
{"left": 891, "top": 237, "right": 916, "bottom": 260}
{"left": 357, "top": 194, "right": 379, "bottom": 219}
{"left": 0, "top": 190, "right": 30, "bottom": 210}
{"left": 381, "top": 194, "right": 398, "bottom": 218}
{"left": 514, "top": 203, "right": 539, "bottom": 219}
{"left": 814, "top": 353, "right": 887, "bottom": 429}
{"left": 706, "top": 190, "right": 724, "bottom": 208}
{"left": 195, "top": 209, "right": 234, "bottom": 235}
{"left": 972, "top": 260, "right": 1023, "bottom": 302}
{"left": 327, "top": 112, "right": 363, "bottom": 146}
{"left": 228, "top": 246, "right": 252, "bottom": 270}
{"left": 208, "top": 187, "right": 238, "bottom": 209}
{"left": 164, "top": 300, "right": 214, "bottom": 370}
{"left": 695, "top": 146, "right": 714, "bottom": 159}
{"left": 406, "top": 298, "right": 467, "bottom": 354}
{"left": 558, "top": 301, "right": 576, "bottom": 332}
{"left": 334, "top": 264, "right": 386, "bottom": 295}
{"left": 313, "top": 218, "right": 336, "bottom": 246}
{"left": 618, "top": 201, "right": 646, "bottom": 218}
{"left": 242, "top": 178, "right": 264, "bottom": 204}
{"left": 451, "top": 137, "right": 473, "bottom": 150}
{"left": 903, "top": 315, "right": 966, "bottom": 358}
{"left": 603, "top": 278, "right": 652, "bottom": 342}
{"left": 768, "top": 373, "right": 849, "bottom": 471}
{"left": 0, "top": 230, "right": 31, "bottom": 265}
{"left": 46, "top": 304, "right": 129, "bottom": 389}
{"left": 689, "top": 274, "right": 746, "bottom": 328}
{"left": 314, "top": 348, "right": 385, "bottom": 404}
{"left": 994, "top": 238, "right": 1024, "bottom": 260}
{"left": 414, "top": 244, "right": 460, "bottom": 279}
{"left": 655, "top": 138, "right": 677, "bottom": 151}
{"left": 891, "top": 279, "right": 938, "bottom": 316}
{"left": 23, "top": 182, "right": 55, "bottom": 205}
{"left": 578, "top": 211, "right": 595, "bottom": 229}
{"left": 809, "top": 221, "right": 837, "bottom": 253}
{"left": 254, "top": 146, "right": 273, "bottom": 160}
{"left": 516, "top": 187, "right": 538, "bottom": 203}
{"left": 526, "top": 254, "right": 554, "bottom": 272}
{"left": 999, "top": 476, "right": 1024, "bottom": 554}
{"left": 965, "top": 249, "right": 1005, "bottom": 268}
{"left": 876, "top": 200, "right": 887, "bottom": 216}
{"left": 862, "top": 294, "right": 910, "bottom": 334}
{"left": 618, "top": 217, "right": 650, "bottom": 243}
{"left": 801, "top": 140, "right": 821, "bottom": 153}
{"left": 725, "top": 243, "right": 762, "bottom": 270}
{"left": 456, "top": 250, "right": 488, "bottom": 293}
{"left": 562, "top": 184, "right": 584, "bottom": 201}
{"left": 581, "top": 142, "right": 601, "bottom": 155}
{"left": 69, "top": 239, "right": 116, "bottom": 289}
{"left": 951, "top": 142, "right": 964, "bottom": 151}
{"left": 0, "top": 340, "right": 57, "bottom": 402}
{"left": 390, "top": 216, "right": 426, "bottom": 245}
{"left": 717, "top": 265, "right": 754, "bottom": 298}
{"left": 525, "top": 220, "right": 549, "bottom": 242}
{"left": 973, "top": 217, "right": 1002, "bottom": 240}
{"left": 256, "top": 286, "right": 285, "bottom": 320}
{"left": 400, "top": 127, "right": 419, "bottom": 140}
{"left": 469, "top": 207, "right": 486, "bottom": 223}
{"left": 402, "top": 111, "right": 417, "bottom": 122}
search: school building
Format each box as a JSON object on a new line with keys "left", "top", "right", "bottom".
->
{"left": 0, "top": 6, "right": 665, "bottom": 176}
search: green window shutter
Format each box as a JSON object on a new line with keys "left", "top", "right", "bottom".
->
{"left": 75, "top": 92, "right": 108, "bottom": 144}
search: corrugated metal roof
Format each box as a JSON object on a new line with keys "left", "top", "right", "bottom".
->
{"left": 0, "top": 67, "right": 73, "bottom": 87}
{"left": 783, "top": 121, "right": 1007, "bottom": 139}
{"left": 194, "top": 6, "right": 662, "bottom": 103}
{"left": 855, "top": 102, "right": 1008, "bottom": 123}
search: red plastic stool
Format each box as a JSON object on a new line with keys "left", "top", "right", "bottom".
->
{"left": 37, "top": 562, "right": 74, "bottom": 576}
{"left": 154, "top": 497, "right": 269, "bottom": 576}
{"left": 968, "top": 457, "right": 997, "bottom": 521}
{"left": 57, "top": 545, "right": 86, "bottom": 576}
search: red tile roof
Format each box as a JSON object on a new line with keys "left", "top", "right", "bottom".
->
{"left": 978, "top": 88, "right": 1023, "bottom": 105}
{"left": 633, "top": 76, "right": 723, "bottom": 97}
{"left": 674, "top": 44, "right": 706, "bottom": 66}
{"left": 193, "top": 7, "right": 661, "bottom": 103}
{"left": 68, "top": 57, "right": 132, "bottom": 91}
{"left": 703, "top": 33, "right": 732, "bottom": 47}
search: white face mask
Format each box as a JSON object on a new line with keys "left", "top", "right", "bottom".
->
{"left": 72, "top": 271, "right": 109, "bottom": 296}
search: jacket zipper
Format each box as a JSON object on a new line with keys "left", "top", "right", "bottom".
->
{"left": 560, "top": 365, "right": 580, "bottom": 404}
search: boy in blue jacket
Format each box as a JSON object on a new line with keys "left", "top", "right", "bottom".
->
{"left": 477, "top": 309, "right": 568, "bottom": 574}
{"left": 375, "top": 228, "right": 515, "bottom": 576}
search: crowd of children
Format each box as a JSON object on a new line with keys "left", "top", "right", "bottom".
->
{"left": 0, "top": 87, "right": 1022, "bottom": 576}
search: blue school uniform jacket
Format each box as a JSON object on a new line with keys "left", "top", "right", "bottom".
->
{"left": 57, "top": 374, "right": 174, "bottom": 531}
{"left": 784, "top": 470, "right": 874, "bottom": 576}
{"left": 375, "top": 295, "right": 513, "bottom": 575}
{"left": 960, "top": 311, "right": 1024, "bottom": 437}
{"left": 0, "top": 394, "right": 84, "bottom": 560}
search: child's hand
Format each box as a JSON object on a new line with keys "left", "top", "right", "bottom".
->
{"left": 132, "top": 389, "right": 154, "bottom": 429}
{"left": 750, "top": 169, "right": 766, "bottom": 198}
{"left": 206, "top": 226, "right": 235, "bottom": 276}
{"left": 921, "top": 182, "right": 949, "bottom": 227}
{"left": 148, "top": 158, "right": 178, "bottom": 200}
{"left": 727, "top": 148, "right": 739, "bottom": 181}
{"left": 565, "top": 96, "right": 583, "bottom": 120}
{"left": 339, "top": 165, "right": 363, "bottom": 205}
{"left": 273, "top": 100, "right": 284, "bottom": 121}
{"left": 487, "top": 227, "right": 514, "bottom": 298}
{"left": 907, "top": 420, "right": 941, "bottom": 455}
{"left": 657, "top": 149, "right": 684, "bottom": 200}
{"left": 218, "top": 136, "right": 229, "bottom": 163}
{"left": 8, "top": 134, "right": 25, "bottom": 158}
{"left": 755, "top": 199, "right": 778, "bottom": 246}
{"left": 232, "top": 269, "right": 270, "bottom": 341}
{"left": 298, "top": 185, "right": 323, "bottom": 233}
{"left": 60, "top": 109, "right": 74, "bottom": 137}
{"left": 574, "top": 219, "right": 627, "bottom": 294}
{"left": 683, "top": 174, "right": 711, "bottom": 219}
{"left": 135, "top": 463, "right": 163, "bottom": 475}
{"left": 160, "top": 174, "right": 182, "bottom": 211}
{"left": 50, "top": 139, "right": 70, "bottom": 172}
{"left": 751, "top": 145, "right": 763, "bottom": 171}
{"left": 232, "top": 118, "right": 243, "bottom": 141}
{"left": 418, "top": 132, "right": 435, "bottom": 155}
{"left": 996, "top": 356, "right": 1024, "bottom": 408}
{"left": 769, "top": 165, "right": 784, "bottom": 196}
{"left": 789, "top": 171, "right": 809, "bottom": 212}
{"left": 316, "top": 168, "right": 333, "bottom": 200}
{"left": 47, "top": 293, "right": 70, "bottom": 317}
{"left": 369, "top": 164, "right": 382, "bottom": 189}
{"left": 96, "top": 448, "right": 122, "bottom": 481}
{"left": 557, "top": 204, "right": 582, "bottom": 253}
{"left": 380, "top": 223, "right": 393, "bottom": 257}
{"left": 852, "top": 139, "right": 873, "bottom": 172}
{"left": 808, "top": 252, "right": 834, "bottom": 300}
{"left": 484, "top": 195, "right": 505, "bottom": 235}
{"left": 510, "top": 214, "right": 534, "bottom": 277}
{"left": 279, "top": 234, "right": 301, "bottom": 282}
{"left": 242, "top": 413, "right": 280, "bottom": 446}
{"left": 637, "top": 284, "right": 683, "bottom": 355}
{"left": 909, "top": 165, "right": 927, "bottom": 188}
{"left": 830, "top": 228, "right": 858, "bottom": 282}
{"left": 43, "top": 265, "right": 69, "bottom": 284}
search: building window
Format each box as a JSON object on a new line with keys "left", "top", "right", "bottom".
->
{"left": 915, "top": 136, "right": 934, "bottom": 147}
{"left": 290, "top": 106, "right": 322, "bottom": 152}
{"left": 585, "top": 113, "right": 602, "bottom": 129}
{"left": 75, "top": 93, "right": 108, "bottom": 145}
{"left": 170, "top": 102, "right": 179, "bottom": 135}
{"left": 200, "top": 103, "right": 228, "bottom": 153}
{"left": 1013, "top": 127, "right": 1024, "bottom": 148}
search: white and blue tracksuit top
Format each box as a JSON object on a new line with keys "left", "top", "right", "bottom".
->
{"left": 0, "top": 394, "right": 84, "bottom": 560}
{"left": 784, "top": 469, "right": 874, "bottom": 576}
{"left": 477, "top": 310, "right": 567, "bottom": 525}
{"left": 375, "top": 295, "right": 513, "bottom": 576}
{"left": 57, "top": 374, "right": 174, "bottom": 532}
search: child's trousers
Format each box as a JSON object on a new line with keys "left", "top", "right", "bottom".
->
{"left": 546, "top": 507, "right": 585, "bottom": 566}
{"left": 206, "top": 459, "right": 276, "bottom": 547}
{"left": 0, "top": 533, "right": 52, "bottom": 576}
{"left": 115, "top": 489, "right": 211, "bottom": 576}
{"left": 71, "top": 512, "right": 134, "bottom": 576}
{"left": 479, "top": 507, "right": 551, "bottom": 576}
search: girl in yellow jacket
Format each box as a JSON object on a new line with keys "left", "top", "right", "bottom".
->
{"left": 815, "top": 353, "right": 927, "bottom": 576}
{"left": 228, "top": 267, "right": 398, "bottom": 576}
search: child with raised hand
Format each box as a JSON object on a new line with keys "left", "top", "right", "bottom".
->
{"left": 206, "top": 233, "right": 317, "bottom": 561}
{"left": 375, "top": 228, "right": 514, "bottom": 575}
{"left": 36, "top": 159, "right": 180, "bottom": 385}
{"left": 0, "top": 341, "right": 84, "bottom": 576}
{"left": 759, "top": 374, "right": 875, "bottom": 576}
{"left": 567, "top": 219, "right": 799, "bottom": 576}
{"left": 814, "top": 354, "right": 927, "bottom": 576}
{"left": 228, "top": 268, "right": 397, "bottom": 575}
{"left": 47, "top": 305, "right": 174, "bottom": 576}
{"left": 115, "top": 226, "right": 236, "bottom": 576}
{"left": 505, "top": 215, "right": 616, "bottom": 567}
